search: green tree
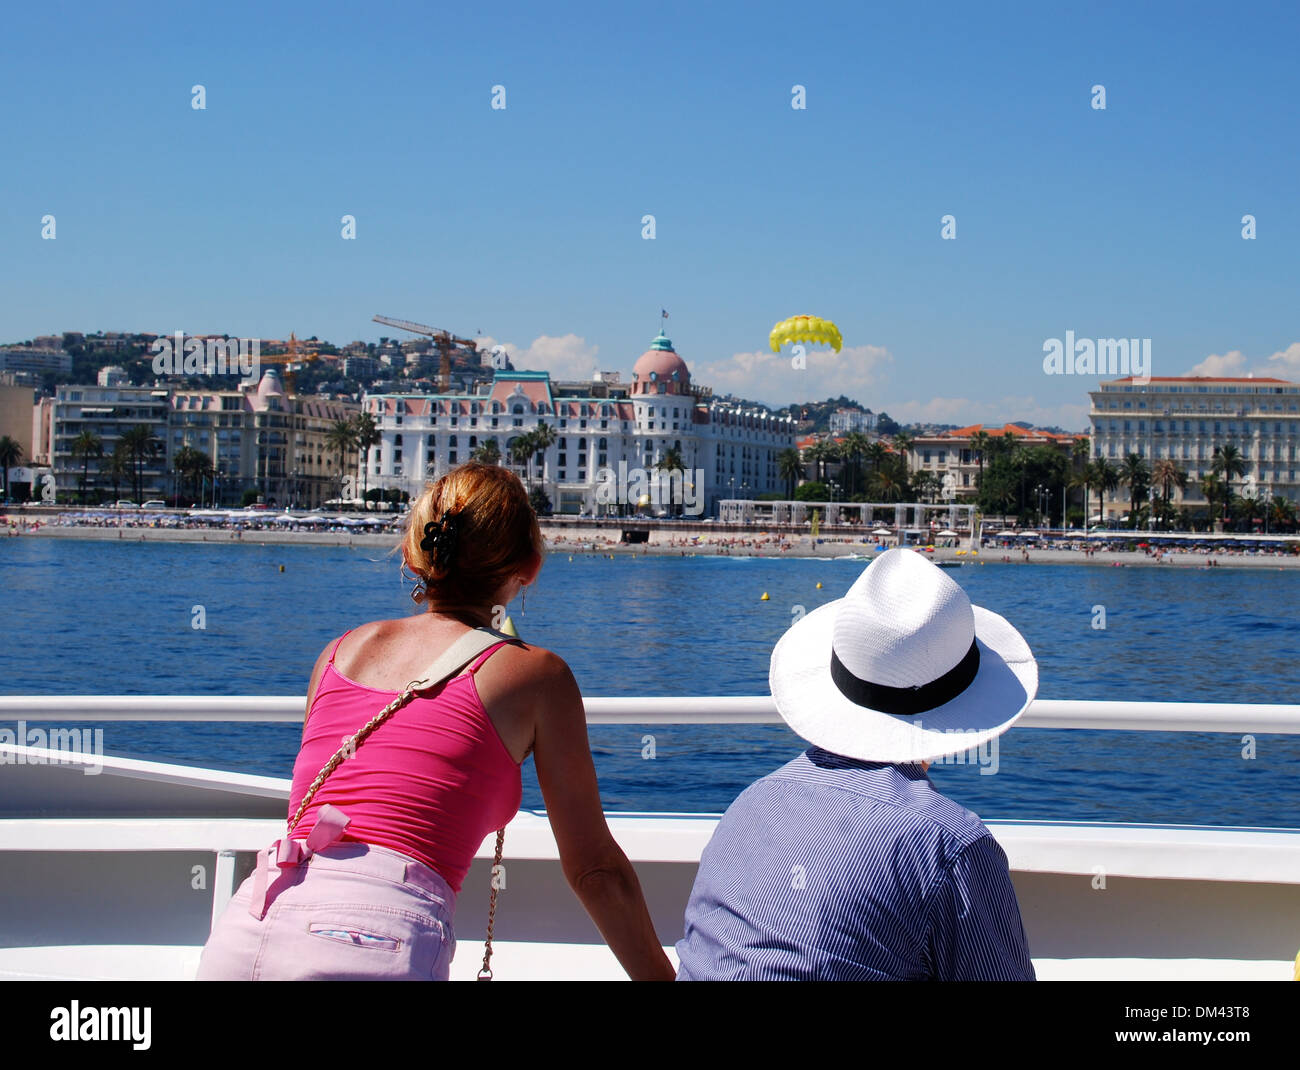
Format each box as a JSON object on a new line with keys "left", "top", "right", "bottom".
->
{"left": 969, "top": 430, "right": 992, "bottom": 491}
{"left": 471, "top": 438, "right": 502, "bottom": 464}
{"left": 793, "top": 480, "right": 830, "bottom": 502}
{"left": 839, "top": 432, "right": 872, "bottom": 497}
{"left": 0, "top": 436, "right": 22, "bottom": 502}
{"left": 352, "top": 412, "right": 380, "bottom": 499}
{"left": 531, "top": 421, "right": 557, "bottom": 485}
{"left": 1091, "top": 457, "right": 1120, "bottom": 522}
{"left": 120, "top": 424, "right": 161, "bottom": 504}
{"left": 1120, "top": 453, "right": 1151, "bottom": 529}
{"left": 71, "top": 430, "right": 103, "bottom": 504}
{"left": 654, "top": 446, "right": 686, "bottom": 516}
{"left": 1211, "top": 444, "right": 1247, "bottom": 525}
{"left": 510, "top": 431, "right": 537, "bottom": 485}
{"left": 326, "top": 419, "right": 358, "bottom": 495}
{"left": 1150, "top": 458, "right": 1188, "bottom": 530}
{"left": 777, "top": 447, "right": 803, "bottom": 498}
{"left": 105, "top": 442, "right": 132, "bottom": 504}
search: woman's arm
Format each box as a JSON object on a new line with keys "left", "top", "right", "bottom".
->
{"left": 527, "top": 651, "right": 676, "bottom": 981}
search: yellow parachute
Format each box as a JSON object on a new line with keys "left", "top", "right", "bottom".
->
{"left": 769, "top": 315, "right": 842, "bottom": 353}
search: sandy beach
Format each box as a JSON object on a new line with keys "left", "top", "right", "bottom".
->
{"left": 8, "top": 518, "right": 1300, "bottom": 569}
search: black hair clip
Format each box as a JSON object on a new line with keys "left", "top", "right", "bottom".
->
{"left": 421, "top": 510, "right": 461, "bottom": 569}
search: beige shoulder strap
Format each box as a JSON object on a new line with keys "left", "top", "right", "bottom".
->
{"left": 405, "top": 626, "right": 510, "bottom": 693}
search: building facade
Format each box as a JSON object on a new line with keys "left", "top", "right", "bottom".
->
{"left": 47, "top": 372, "right": 358, "bottom": 506}
{"left": 1088, "top": 375, "right": 1300, "bottom": 517}
{"left": 50, "top": 384, "right": 172, "bottom": 501}
{"left": 828, "top": 407, "right": 877, "bottom": 435}
{"left": 0, "top": 347, "right": 72, "bottom": 377}
{"left": 169, "top": 372, "right": 359, "bottom": 507}
{"left": 906, "top": 424, "right": 1083, "bottom": 501}
{"left": 362, "top": 332, "right": 795, "bottom": 515}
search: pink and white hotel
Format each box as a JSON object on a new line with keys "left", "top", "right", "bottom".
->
{"left": 362, "top": 332, "right": 795, "bottom": 515}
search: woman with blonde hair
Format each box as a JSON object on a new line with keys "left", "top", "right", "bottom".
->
{"left": 198, "top": 462, "right": 673, "bottom": 980}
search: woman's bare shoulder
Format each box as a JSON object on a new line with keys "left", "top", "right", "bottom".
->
{"left": 478, "top": 642, "right": 580, "bottom": 714}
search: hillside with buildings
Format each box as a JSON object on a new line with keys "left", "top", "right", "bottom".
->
{"left": 1, "top": 326, "right": 1296, "bottom": 532}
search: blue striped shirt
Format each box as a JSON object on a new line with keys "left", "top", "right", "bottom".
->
{"left": 675, "top": 748, "right": 1035, "bottom": 981}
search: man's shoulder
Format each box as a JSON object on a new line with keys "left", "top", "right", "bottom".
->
{"left": 726, "top": 749, "right": 992, "bottom": 850}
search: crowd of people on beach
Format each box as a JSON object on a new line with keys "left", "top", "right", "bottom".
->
{"left": 5, "top": 511, "right": 1298, "bottom": 567}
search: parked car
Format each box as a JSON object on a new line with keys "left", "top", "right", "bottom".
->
{"left": 141, "top": 500, "right": 167, "bottom": 509}
{"left": 113, "top": 500, "right": 139, "bottom": 509}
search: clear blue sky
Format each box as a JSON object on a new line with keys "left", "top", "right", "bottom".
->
{"left": 3, "top": 0, "right": 1298, "bottom": 428}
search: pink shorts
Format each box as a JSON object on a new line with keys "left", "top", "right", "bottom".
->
{"left": 195, "top": 839, "right": 458, "bottom": 981}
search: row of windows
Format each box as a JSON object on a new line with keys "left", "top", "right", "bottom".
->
{"left": 1095, "top": 398, "right": 1300, "bottom": 412}
{"left": 1098, "top": 420, "right": 1300, "bottom": 434}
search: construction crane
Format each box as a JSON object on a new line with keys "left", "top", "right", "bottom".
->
{"left": 258, "top": 333, "right": 319, "bottom": 394}
{"left": 372, "top": 315, "right": 479, "bottom": 393}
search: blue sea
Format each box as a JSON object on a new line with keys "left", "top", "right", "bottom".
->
{"left": 2, "top": 537, "right": 1298, "bottom": 827}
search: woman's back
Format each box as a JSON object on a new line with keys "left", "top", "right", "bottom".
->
{"left": 288, "top": 625, "right": 522, "bottom": 895}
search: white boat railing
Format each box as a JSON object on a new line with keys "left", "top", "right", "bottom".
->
{"left": 0, "top": 696, "right": 1298, "bottom": 733}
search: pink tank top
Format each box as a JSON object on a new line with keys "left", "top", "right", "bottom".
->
{"left": 287, "top": 631, "right": 523, "bottom": 895}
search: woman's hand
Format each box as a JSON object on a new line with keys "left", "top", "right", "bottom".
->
{"left": 521, "top": 650, "right": 676, "bottom": 981}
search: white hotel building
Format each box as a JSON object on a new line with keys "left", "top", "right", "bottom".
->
{"left": 1089, "top": 375, "right": 1300, "bottom": 517}
{"left": 362, "top": 332, "right": 796, "bottom": 515}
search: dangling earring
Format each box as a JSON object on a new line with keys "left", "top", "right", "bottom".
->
{"left": 410, "top": 581, "right": 426, "bottom": 604}
{"left": 521, "top": 583, "right": 527, "bottom": 614}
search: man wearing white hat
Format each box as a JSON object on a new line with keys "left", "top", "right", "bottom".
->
{"left": 675, "top": 548, "right": 1037, "bottom": 981}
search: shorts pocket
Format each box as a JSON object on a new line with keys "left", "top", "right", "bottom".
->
{"left": 308, "top": 923, "right": 402, "bottom": 952}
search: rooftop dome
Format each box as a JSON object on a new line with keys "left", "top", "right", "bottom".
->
{"left": 256, "top": 369, "right": 284, "bottom": 397}
{"left": 632, "top": 333, "right": 690, "bottom": 395}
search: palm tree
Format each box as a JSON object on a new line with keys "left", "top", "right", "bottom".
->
{"left": 777, "top": 447, "right": 802, "bottom": 498}
{"left": 510, "top": 431, "right": 537, "bottom": 485}
{"left": 1120, "top": 453, "right": 1151, "bottom": 529}
{"left": 1199, "top": 474, "right": 1223, "bottom": 529}
{"left": 1091, "top": 457, "right": 1120, "bottom": 525}
{"left": 0, "top": 436, "right": 22, "bottom": 502}
{"left": 1211, "top": 444, "right": 1247, "bottom": 526}
{"left": 71, "top": 430, "right": 102, "bottom": 504}
{"left": 105, "top": 443, "right": 132, "bottom": 504}
{"left": 352, "top": 412, "right": 380, "bottom": 500}
{"left": 1068, "top": 462, "right": 1095, "bottom": 529}
{"left": 839, "top": 432, "right": 871, "bottom": 497}
{"left": 326, "top": 419, "right": 358, "bottom": 499}
{"left": 172, "top": 445, "right": 210, "bottom": 505}
{"left": 864, "top": 441, "right": 888, "bottom": 486}
{"left": 471, "top": 439, "right": 502, "bottom": 465}
{"left": 911, "top": 469, "right": 939, "bottom": 503}
{"left": 803, "top": 442, "right": 828, "bottom": 483}
{"left": 1150, "top": 459, "right": 1188, "bottom": 530}
{"left": 531, "top": 421, "right": 557, "bottom": 487}
{"left": 119, "top": 424, "right": 161, "bottom": 504}
{"left": 872, "top": 468, "right": 905, "bottom": 502}
{"left": 969, "top": 430, "right": 992, "bottom": 491}
{"left": 654, "top": 446, "right": 686, "bottom": 515}
{"left": 1269, "top": 495, "right": 1296, "bottom": 533}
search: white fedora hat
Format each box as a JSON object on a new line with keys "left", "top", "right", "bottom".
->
{"left": 769, "top": 548, "right": 1037, "bottom": 763}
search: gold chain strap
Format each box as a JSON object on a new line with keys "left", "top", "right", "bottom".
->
{"left": 287, "top": 684, "right": 417, "bottom": 836}
{"left": 477, "top": 827, "right": 506, "bottom": 980}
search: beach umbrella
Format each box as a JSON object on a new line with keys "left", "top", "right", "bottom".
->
{"left": 936, "top": 529, "right": 959, "bottom": 537}
{"left": 871, "top": 527, "right": 893, "bottom": 536}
